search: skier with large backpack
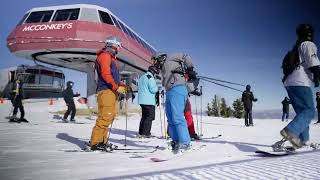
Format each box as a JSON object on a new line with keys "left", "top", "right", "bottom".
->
{"left": 276, "top": 24, "right": 320, "bottom": 150}
{"left": 152, "top": 52, "right": 198, "bottom": 153}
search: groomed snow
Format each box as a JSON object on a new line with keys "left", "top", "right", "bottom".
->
{"left": 1, "top": 98, "right": 320, "bottom": 179}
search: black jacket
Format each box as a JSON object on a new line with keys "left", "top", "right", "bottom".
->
{"left": 282, "top": 99, "right": 290, "bottom": 113}
{"left": 242, "top": 90, "right": 257, "bottom": 109}
{"left": 63, "top": 87, "right": 75, "bottom": 104}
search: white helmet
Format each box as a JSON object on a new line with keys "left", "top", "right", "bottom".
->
{"left": 105, "top": 36, "right": 122, "bottom": 49}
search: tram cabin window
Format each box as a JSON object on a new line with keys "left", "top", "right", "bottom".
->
{"left": 25, "top": 11, "right": 54, "bottom": 23}
{"left": 98, "top": 11, "right": 113, "bottom": 25}
{"left": 53, "top": 8, "right": 80, "bottom": 21}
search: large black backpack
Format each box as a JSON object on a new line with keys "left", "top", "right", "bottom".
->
{"left": 282, "top": 46, "right": 300, "bottom": 82}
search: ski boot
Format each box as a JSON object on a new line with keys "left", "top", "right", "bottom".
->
{"left": 62, "top": 119, "right": 68, "bottom": 123}
{"left": 105, "top": 143, "right": 118, "bottom": 151}
{"left": 136, "top": 134, "right": 145, "bottom": 139}
{"left": 280, "top": 128, "right": 303, "bottom": 149}
{"left": 191, "top": 134, "right": 201, "bottom": 141}
{"left": 178, "top": 144, "right": 192, "bottom": 154}
{"left": 90, "top": 143, "right": 107, "bottom": 151}
{"left": 272, "top": 138, "right": 287, "bottom": 152}
{"left": 170, "top": 141, "right": 179, "bottom": 154}
{"left": 18, "top": 118, "right": 29, "bottom": 123}
{"left": 310, "top": 143, "right": 320, "bottom": 150}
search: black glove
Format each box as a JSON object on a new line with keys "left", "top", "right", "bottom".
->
{"left": 253, "top": 98, "right": 258, "bottom": 102}
{"left": 309, "top": 66, "right": 320, "bottom": 87}
{"left": 190, "top": 90, "right": 201, "bottom": 96}
{"left": 155, "top": 91, "right": 160, "bottom": 106}
{"left": 186, "top": 67, "right": 197, "bottom": 80}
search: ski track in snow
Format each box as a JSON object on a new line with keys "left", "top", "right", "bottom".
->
{"left": 1, "top": 98, "right": 320, "bottom": 179}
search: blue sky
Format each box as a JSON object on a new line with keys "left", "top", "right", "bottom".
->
{"left": 1, "top": 0, "right": 320, "bottom": 110}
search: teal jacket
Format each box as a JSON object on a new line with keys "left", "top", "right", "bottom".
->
{"left": 138, "top": 72, "right": 158, "bottom": 105}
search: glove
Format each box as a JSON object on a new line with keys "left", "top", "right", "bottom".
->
{"left": 190, "top": 90, "right": 201, "bottom": 96}
{"left": 186, "top": 67, "right": 197, "bottom": 80}
{"left": 253, "top": 98, "right": 258, "bottom": 102}
{"left": 116, "top": 86, "right": 127, "bottom": 95}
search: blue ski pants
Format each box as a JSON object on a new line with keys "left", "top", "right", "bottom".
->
{"left": 286, "top": 86, "right": 315, "bottom": 143}
{"left": 165, "top": 85, "right": 191, "bottom": 145}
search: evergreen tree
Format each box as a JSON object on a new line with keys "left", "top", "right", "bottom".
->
{"left": 207, "top": 103, "right": 213, "bottom": 116}
{"left": 207, "top": 95, "right": 220, "bottom": 117}
{"left": 226, "top": 106, "right": 233, "bottom": 118}
{"left": 220, "top": 98, "right": 227, "bottom": 117}
{"left": 212, "top": 95, "right": 220, "bottom": 116}
{"left": 233, "top": 98, "right": 244, "bottom": 118}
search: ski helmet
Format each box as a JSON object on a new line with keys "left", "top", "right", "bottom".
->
{"left": 246, "top": 84, "right": 251, "bottom": 91}
{"left": 105, "top": 36, "right": 122, "bottom": 50}
{"left": 67, "top": 81, "right": 74, "bottom": 88}
{"left": 296, "top": 24, "right": 314, "bottom": 41}
{"left": 152, "top": 52, "right": 167, "bottom": 70}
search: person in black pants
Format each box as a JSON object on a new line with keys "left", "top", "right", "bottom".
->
{"left": 10, "top": 79, "right": 28, "bottom": 123}
{"left": 241, "top": 85, "right": 258, "bottom": 126}
{"left": 281, "top": 97, "right": 291, "bottom": 122}
{"left": 315, "top": 92, "right": 320, "bottom": 124}
{"left": 137, "top": 66, "right": 159, "bottom": 138}
{"left": 62, "top": 81, "right": 77, "bottom": 122}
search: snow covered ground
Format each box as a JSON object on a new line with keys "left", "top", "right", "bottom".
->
{"left": 1, "top": 98, "right": 320, "bottom": 179}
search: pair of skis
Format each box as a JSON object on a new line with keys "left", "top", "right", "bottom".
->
{"left": 64, "top": 142, "right": 160, "bottom": 154}
{"left": 255, "top": 142, "right": 320, "bottom": 157}
{"left": 150, "top": 144, "right": 207, "bottom": 162}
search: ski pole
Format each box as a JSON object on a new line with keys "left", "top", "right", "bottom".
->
{"left": 200, "top": 86, "right": 203, "bottom": 136}
{"left": 161, "top": 90, "right": 168, "bottom": 139}
{"left": 105, "top": 96, "right": 119, "bottom": 146}
{"left": 124, "top": 96, "right": 128, "bottom": 147}
{"left": 105, "top": 116, "right": 115, "bottom": 145}
{"left": 195, "top": 95, "right": 199, "bottom": 135}
{"left": 159, "top": 94, "right": 164, "bottom": 138}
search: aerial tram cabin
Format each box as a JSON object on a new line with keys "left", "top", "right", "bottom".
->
{"left": 7, "top": 4, "right": 157, "bottom": 105}
{"left": 3, "top": 64, "right": 65, "bottom": 99}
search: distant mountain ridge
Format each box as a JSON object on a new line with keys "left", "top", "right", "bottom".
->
{"left": 252, "top": 109, "right": 296, "bottom": 119}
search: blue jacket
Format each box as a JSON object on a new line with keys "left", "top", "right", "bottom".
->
{"left": 138, "top": 72, "right": 158, "bottom": 105}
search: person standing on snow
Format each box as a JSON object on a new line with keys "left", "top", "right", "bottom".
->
{"left": 241, "top": 84, "right": 258, "bottom": 127}
{"left": 315, "top": 92, "right": 320, "bottom": 124}
{"left": 184, "top": 97, "right": 201, "bottom": 140}
{"left": 89, "top": 36, "right": 127, "bottom": 151}
{"left": 280, "top": 24, "right": 320, "bottom": 149}
{"left": 62, "top": 81, "right": 77, "bottom": 123}
{"left": 9, "top": 79, "right": 28, "bottom": 123}
{"left": 152, "top": 52, "right": 198, "bottom": 153}
{"left": 137, "top": 65, "right": 159, "bottom": 138}
{"left": 281, "top": 97, "right": 291, "bottom": 122}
